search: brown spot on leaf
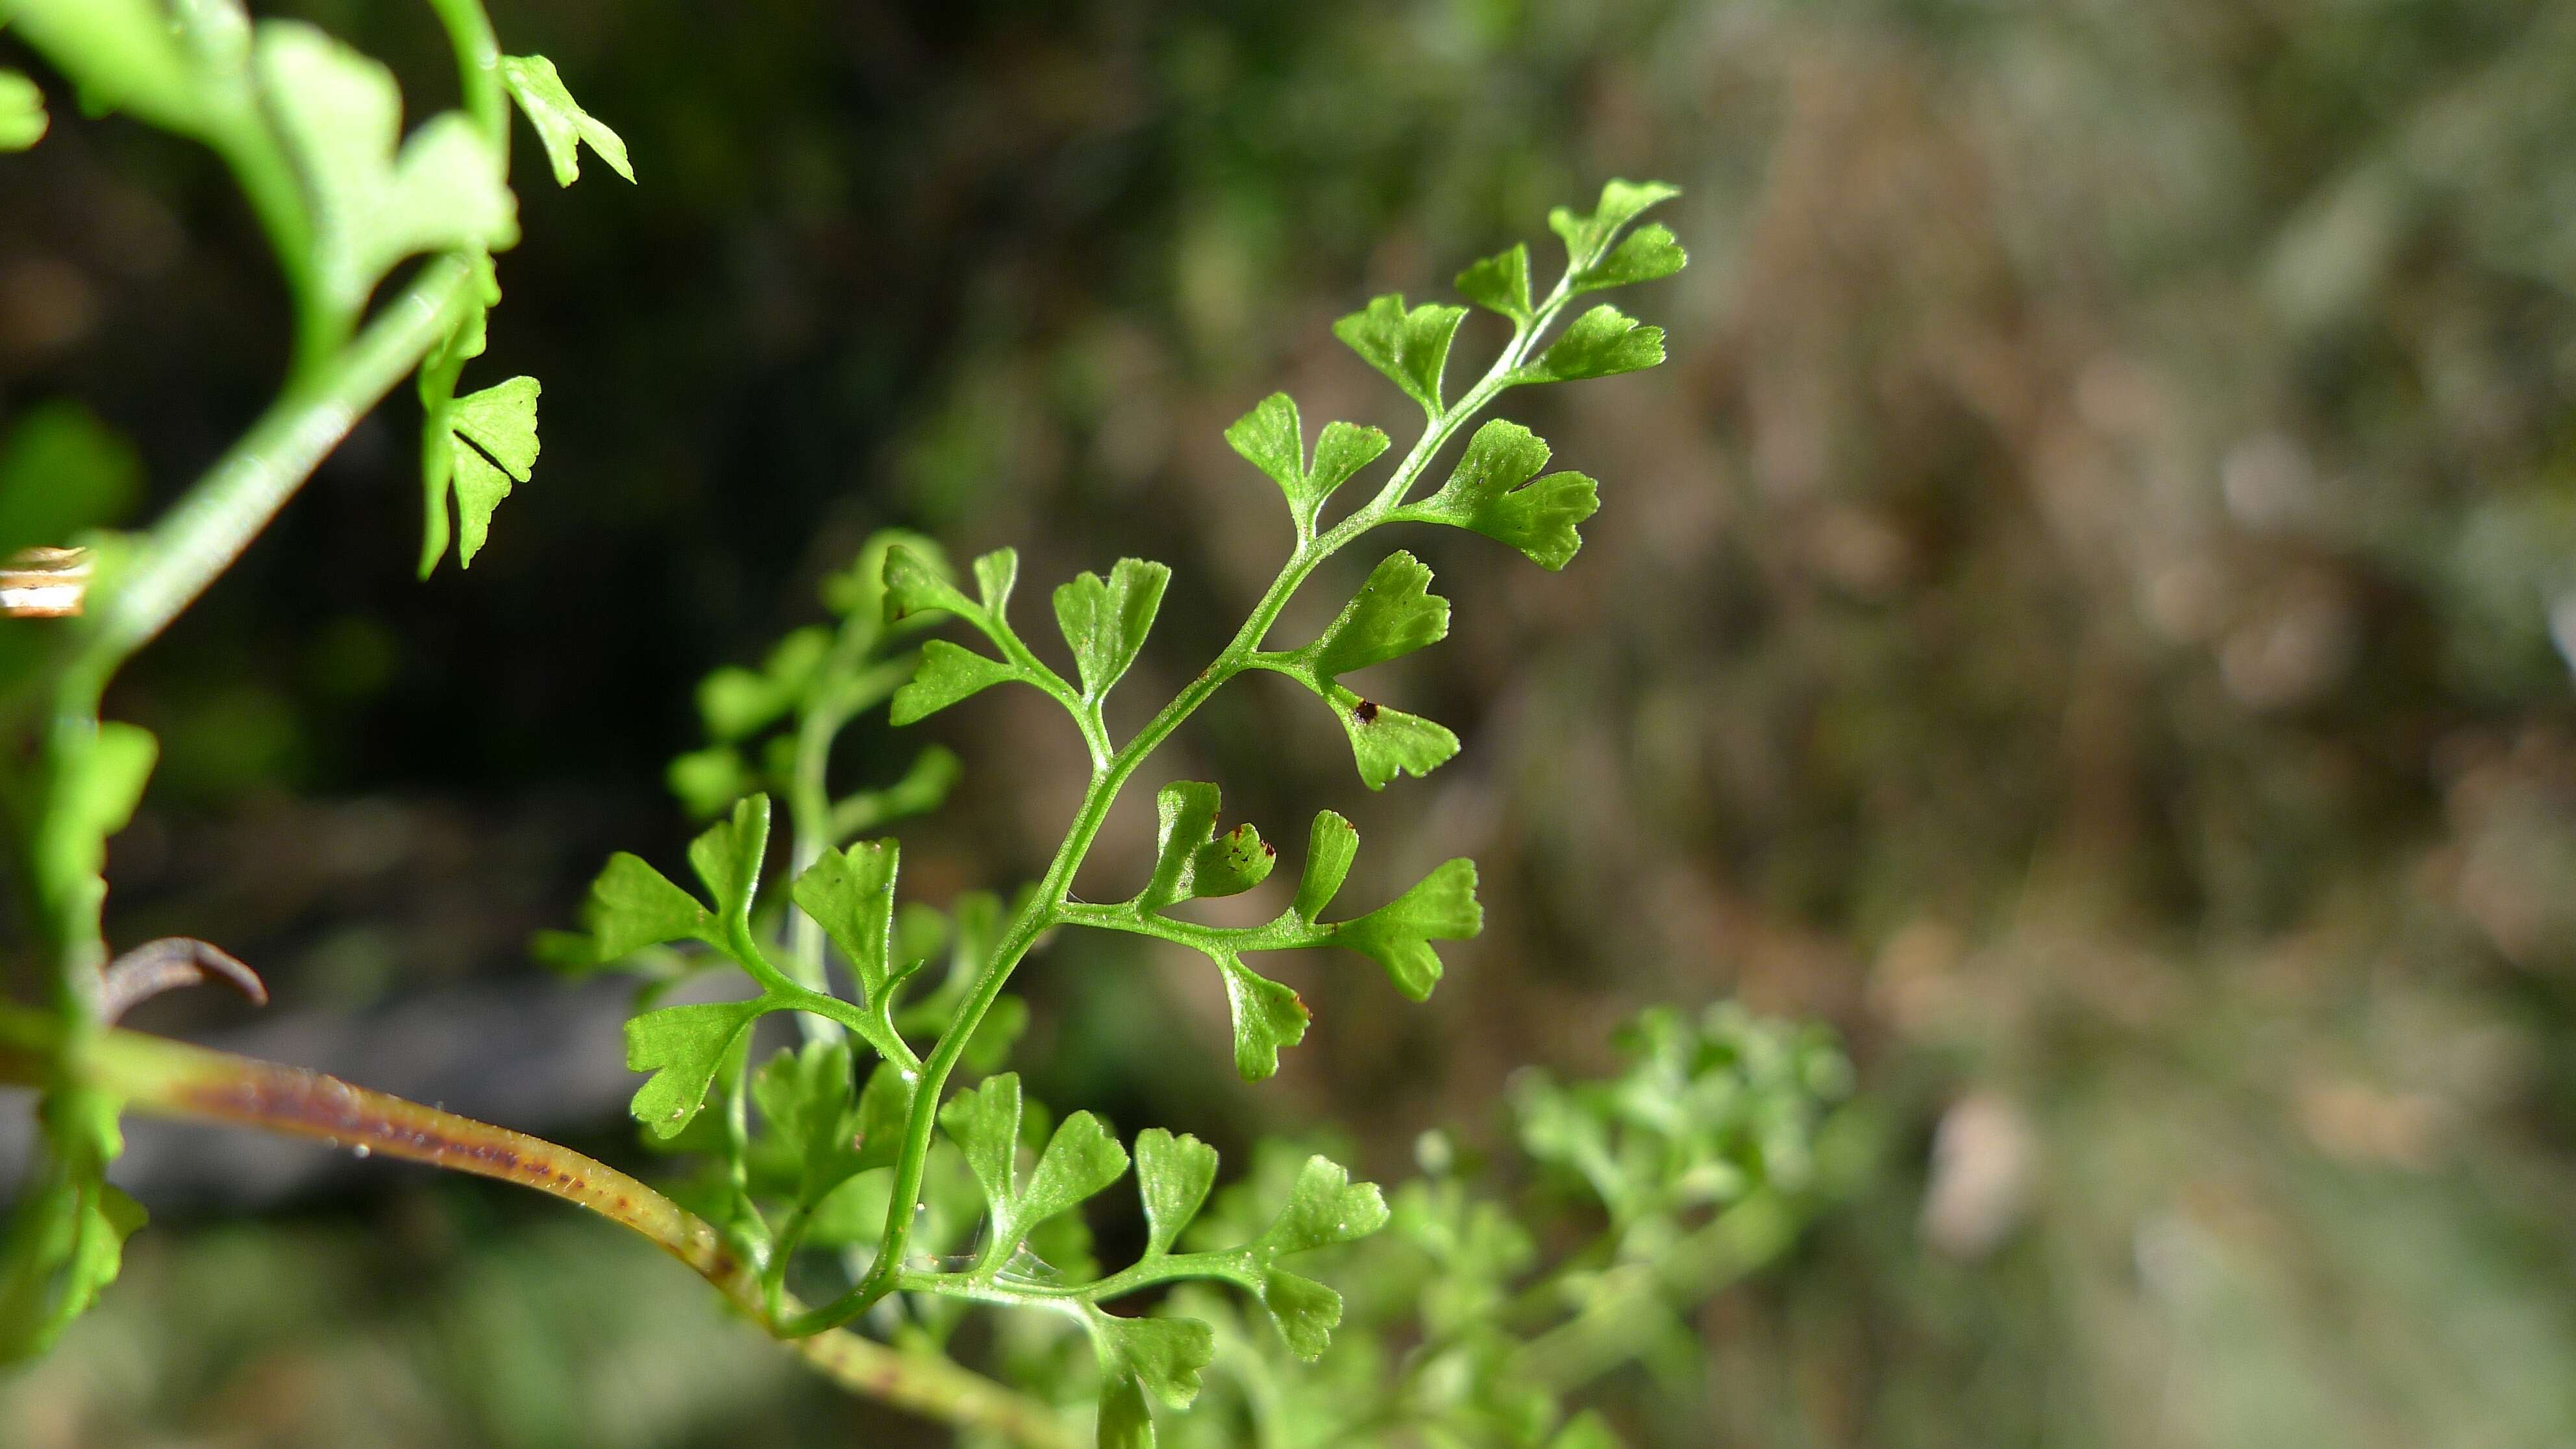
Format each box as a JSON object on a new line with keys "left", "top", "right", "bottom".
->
{"left": 1354, "top": 699, "right": 1380, "bottom": 724}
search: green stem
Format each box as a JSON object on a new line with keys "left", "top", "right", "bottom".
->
{"left": 762, "top": 1196, "right": 819, "bottom": 1317}
{"left": 1510, "top": 1191, "right": 1801, "bottom": 1391}
{"left": 0, "top": 1004, "right": 1076, "bottom": 1449}
{"left": 799, "top": 562, "right": 1318, "bottom": 1334}
{"left": 785, "top": 757, "right": 836, "bottom": 1046}
{"left": 422, "top": 0, "right": 510, "bottom": 152}
{"left": 783, "top": 615, "right": 886, "bottom": 1045}
{"left": 1057, "top": 900, "right": 1329, "bottom": 954}
{"left": 1318, "top": 1194, "right": 1805, "bottom": 1444}
{"left": 781, "top": 613, "right": 930, "bottom": 1056}
{"left": 41, "top": 257, "right": 480, "bottom": 715}
{"left": 203, "top": 119, "right": 330, "bottom": 376}
{"left": 792, "top": 267, "right": 1590, "bottom": 1337}
{"left": 1, "top": 254, "right": 478, "bottom": 1037}
{"left": 953, "top": 608, "right": 1102, "bottom": 765}
{"left": 717, "top": 919, "right": 898, "bottom": 1056}
{"left": 895, "top": 1245, "right": 1263, "bottom": 1307}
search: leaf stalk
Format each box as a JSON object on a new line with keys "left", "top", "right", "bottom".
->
{"left": 0, "top": 1002, "right": 1078, "bottom": 1449}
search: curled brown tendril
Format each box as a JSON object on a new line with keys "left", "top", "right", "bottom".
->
{"left": 97, "top": 937, "right": 269, "bottom": 1024}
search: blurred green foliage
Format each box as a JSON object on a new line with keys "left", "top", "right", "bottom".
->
{"left": 0, "top": 402, "right": 140, "bottom": 556}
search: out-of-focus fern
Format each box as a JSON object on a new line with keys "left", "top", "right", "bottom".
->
{"left": 1150, "top": 1006, "right": 1854, "bottom": 1449}
{"left": 0, "top": 0, "right": 625, "bottom": 1363}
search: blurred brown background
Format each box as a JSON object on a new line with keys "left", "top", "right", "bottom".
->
{"left": 5, "top": 0, "right": 2576, "bottom": 1444}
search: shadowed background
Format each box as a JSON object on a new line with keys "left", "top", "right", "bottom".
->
{"left": 5, "top": 0, "right": 2576, "bottom": 1444}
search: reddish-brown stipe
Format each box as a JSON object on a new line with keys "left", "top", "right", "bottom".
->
{"left": 0, "top": 1006, "right": 1075, "bottom": 1448}
{"left": 149, "top": 1039, "right": 732, "bottom": 1279}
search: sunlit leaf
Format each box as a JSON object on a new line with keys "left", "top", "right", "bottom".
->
{"left": 1224, "top": 392, "right": 1304, "bottom": 498}
{"left": 1333, "top": 294, "right": 1468, "bottom": 417}
{"left": 1188, "top": 824, "right": 1274, "bottom": 899}
{"left": 822, "top": 530, "right": 945, "bottom": 619}
{"left": 1257, "top": 1268, "right": 1341, "bottom": 1361}
{"left": 1217, "top": 956, "right": 1308, "bottom": 1082}
{"left": 1015, "top": 1111, "right": 1128, "bottom": 1235}
{"left": 882, "top": 543, "right": 975, "bottom": 622}
{"left": 1292, "top": 811, "right": 1359, "bottom": 922}
{"left": 686, "top": 794, "right": 770, "bottom": 926}
{"left": 626, "top": 999, "right": 763, "bottom": 1138}
{"left": 423, "top": 374, "right": 540, "bottom": 571}
{"left": 51, "top": 722, "right": 156, "bottom": 889}
{"left": 891, "top": 640, "right": 1021, "bottom": 724}
{"left": 1054, "top": 558, "right": 1170, "bottom": 702}
{"left": 1136, "top": 782, "right": 1274, "bottom": 911}
{"left": 1546, "top": 178, "right": 1681, "bottom": 273}
{"left": 1406, "top": 419, "right": 1599, "bottom": 570}
{"left": 255, "top": 21, "right": 515, "bottom": 319}
{"left": 499, "top": 54, "right": 632, "bottom": 187}
{"left": 939, "top": 1071, "right": 1023, "bottom": 1213}
{"left": 1330, "top": 687, "right": 1459, "bottom": 791}
{"left": 1576, "top": 223, "right": 1686, "bottom": 293}
{"left": 1513, "top": 304, "right": 1665, "bottom": 384}
{"left": 1305, "top": 551, "right": 1449, "bottom": 678}
{"left": 413, "top": 251, "right": 504, "bottom": 576}
{"left": 1457, "top": 242, "right": 1533, "bottom": 324}
{"left": 1138, "top": 782, "right": 1220, "bottom": 912}
{"left": 1135, "top": 1128, "right": 1218, "bottom": 1257}
{"left": 1096, "top": 1370, "right": 1154, "bottom": 1449}
{"left": 586, "top": 852, "right": 715, "bottom": 957}
{"left": 3, "top": 0, "right": 212, "bottom": 136}
{"left": 1330, "top": 858, "right": 1480, "bottom": 1000}
{"left": 1093, "top": 1311, "right": 1213, "bottom": 1409}
{"left": 791, "top": 838, "right": 902, "bottom": 1003}
{"left": 1309, "top": 423, "right": 1391, "bottom": 501}
{"left": 1224, "top": 392, "right": 1391, "bottom": 528}
{"left": 1257, "top": 1154, "right": 1392, "bottom": 1256}
{"left": 972, "top": 550, "right": 1020, "bottom": 615}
